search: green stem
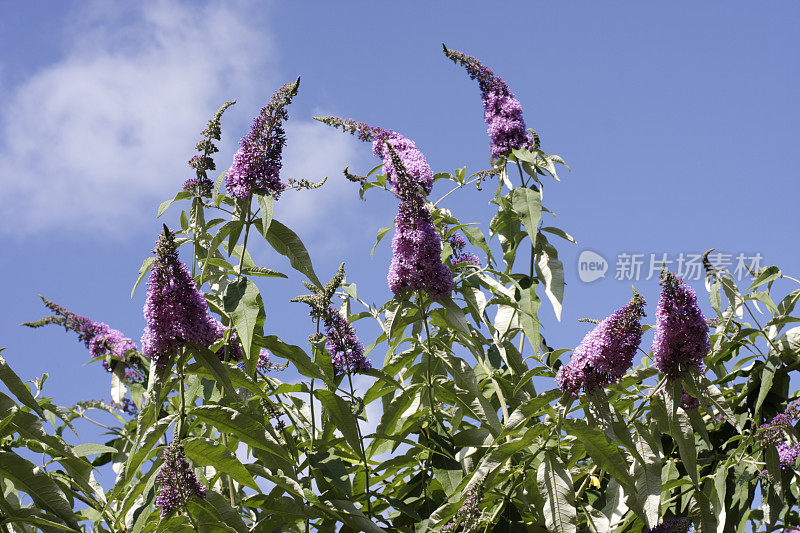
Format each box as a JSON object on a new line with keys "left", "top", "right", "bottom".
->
{"left": 346, "top": 371, "right": 373, "bottom": 519}
{"left": 235, "top": 195, "right": 254, "bottom": 284}
{"left": 178, "top": 350, "right": 187, "bottom": 440}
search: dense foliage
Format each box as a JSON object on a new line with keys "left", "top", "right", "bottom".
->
{"left": 2, "top": 45, "right": 799, "bottom": 533}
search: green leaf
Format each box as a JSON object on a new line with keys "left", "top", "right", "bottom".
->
{"left": 439, "top": 295, "right": 470, "bottom": 336}
{"left": 309, "top": 451, "right": 352, "bottom": 499}
{"left": 223, "top": 278, "right": 265, "bottom": 374}
{"left": 371, "top": 225, "right": 393, "bottom": 259}
{"left": 131, "top": 256, "right": 154, "bottom": 298}
{"left": 191, "top": 405, "right": 289, "bottom": 465}
{"left": 262, "top": 218, "right": 322, "bottom": 287}
{"left": 0, "top": 450, "right": 80, "bottom": 529}
{"left": 183, "top": 437, "right": 257, "bottom": 490}
{"left": 564, "top": 419, "right": 635, "bottom": 489}
{"left": 755, "top": 353, "right": 780, "bottom": 419}
{"left": 157, "top": 190, "right": 192, "bottom": 218}
{"left": 537, "top": 450, "right": 576, "bottom": 533}
{"left": 510, "top": 186, "right": 541, "bottom": 246}
{"left": 315, "top": 389, "right": 362, "bottom": 455}
{"left": 632, "top": 425, "right": 661, "bottom": 529}
{"left": 535, "top": 234, "right": 565, "bottom": 320}
{"left": 72, "top": 443, "right": 118, "bottom": 457}
{"left": 186, "top": 342, "right": 237, "bottom": 400}
{"left": 256, "top": 193, "right": 274, "bottom": 235}
{"left": 241, "top": 266, "right": 287, "bottom": 278}
{"left": 260, "top": 335, "right": 326, "bottom": 382}
{"left": 540, "top": 226, "right": 576, "bottom": 244}
{"left": 0, "top": 353, "right": 45, "bottom": 418}
{"left": 748, "top": 265, "right": 781, "bottom": 291}
{"left": 665, "top": 382, "right": 698, "bottom": 486}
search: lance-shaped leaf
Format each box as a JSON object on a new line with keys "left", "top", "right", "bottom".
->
{"left": 261, "top": 218, "right": 322, "bottom": 287}
{"left": 665, "top": 382, "right": 698, "bottom": 486}
{"left": 564, "top": 419, "right": 635, "bottom": 490}
{"left": 260, "top": 335, "right": 326, "bottom": 382}
{"left": 535, "top": 234, "right": 565, "bottom": 321}
{"left": 315, "top": 389, "right": 362, "bottom": 455}
{"left": 223, "top": 277, "right": 265, "bottom": 373}
{"left": 0, "top": 450, "right": 80, "bottom": 529}
{"left": 537, "top": 450, "right": 576, "bottom": 533}
{"left": 183, "top": 437, "right": 257, "bottom": 490}
{"left": 510, "top": 186, "right": 541, "bottom": 246}
{"left": 632, "top": 424, "right": 661, "bottom": 529}
{"left": 0, "top": 353, "right": 44, "bottom": 418}
{"left": 191, "top": 405, "right": 289, "bottom": 465}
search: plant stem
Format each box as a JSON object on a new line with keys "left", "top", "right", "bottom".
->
{"left": 347, "top": 371, "right": 373, "bottom": 519}
{"left": 235, "top": 195, "right": 253, "bottom": 284}
{"left": 178, "top": 350, "right": 187, "bottom": 440}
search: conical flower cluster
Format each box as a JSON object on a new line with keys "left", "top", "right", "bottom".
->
{"left": 184, "top": 100, "right": 235, "bottom": 197}
{"left": 443, "top": 45, "right": 535, "bottom": 159}
{"left": 225, "top": 79, "right": 299, "bottom": 199}
{"left": 154, "top": 441, "right": 206, "bottom": 517}
{"left": 141, "top": 226, "right": 218, "bottom": 366}
{"left": 556, "top": 294, "right": 646, "bottom": 397}
{"left": 386, "top": 146, "right": 453, "bottom": 300}
{"left": 652, "top": 271, "right": 709, "bottom": 381}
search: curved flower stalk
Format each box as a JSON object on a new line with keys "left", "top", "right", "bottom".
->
{"left": 155, "top": 441, "right": 206, "bottom": 517}
{"left": 442, "top": 44, "right": 535, "bottom": 159}
{"left": 141, "top": 225, "right": 218, "bottom": 366}
{"left": 225, "top": 78, "right": 299, "bottom": 199}
{"left": 313, "top": 116, "right": 434, "bottom": 194}
{"left": 652, "top": 270, "right": 709, "bottom": 381}
{"left": 184, "top": 100, "right": 235, "bottom": 197}
{"left": 23, "top": 296, "right": 142, "bottom": 381}
{"left": 556, "top": 293, "right": 646, "bottom": 397}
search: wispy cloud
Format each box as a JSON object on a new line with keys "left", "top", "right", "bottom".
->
{"left": 0, "top": 1, "right": 366, "bottom": 240}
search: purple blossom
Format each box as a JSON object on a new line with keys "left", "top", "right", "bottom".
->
{"left": 777, "top": 442, "right": 800, "bottom": 470}
{"left": 443, "top": 46, "right": 534, "bottom": 159}
{"left": 237, "top": 350, "right": 275, "bottom": 372}
{"left": 141, "top": 226, "right": 218, "bottom": 366}
{"left": 556, "top": 294, "right": 646, "bottom": 397}
{"left": 225, "top": 80, "right": 298, "bottom": 199}
{"left": 758, "top": 402, "right": 800, "bottom": 446}
{"left": 182, "top": 176, "right": 213, "bottom": 197}
{"left": 652, "top": 271, "right": 709, "bottom": 381}
{"left": 644, "top": 517, "right": 692, "bottom": 533}
{"left": 155, "top": 442, "right": 206, "bottom": 517}
{"left": 314, "top": 116, "right": 433, "bottom": 195}
{"left": 680, "top": 392, "right": 700, "bottom": 413}
{"left": 323, "top": 305, "right": 370, "bottom": 374}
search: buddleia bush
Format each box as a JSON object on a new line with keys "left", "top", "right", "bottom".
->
{"left": 2, "top": 44, "right": 799, "bottom": 533}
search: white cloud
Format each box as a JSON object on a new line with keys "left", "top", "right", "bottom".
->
{"left": 0, "top": 1, "right": 366, "bottom": 240}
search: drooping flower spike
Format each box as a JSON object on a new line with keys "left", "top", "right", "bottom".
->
{"left": 314, "top": 116, "right": 434, "bottom": 195}
{"left": 141, "top": 225, "right": 219, "bottom": 366}
{"left": 22, "top": 296, "right": 142, "bottom": 381}
{"left": 225, "top": 78, "right": 299, "bottom": 199}
{"left": 556, "top": 293, "right": 646, "bottom": 397}
{"left": 652, "top": 270, "right": 709, "bottom": 381}
{"left": 442, "top": 44, "right": 535, "bottom": 159}
{"left": 154, "top": 441, "right": 206, "bottom": 517}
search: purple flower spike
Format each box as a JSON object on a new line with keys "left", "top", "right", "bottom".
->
{"left": 324, "top": 305, "right": 370, "bottom": 374}
{"left": 141, "top": 226, "right": 218, "bottom": 366}
{"left": 652, "top": 271, "right": 709, "bottom": 381}
{"left": 645, "top": 517, "right": 692, "bottom": 533}
{"left": 443, "top": 45, "right": 535, "bottom": 159}
{"left": 556, "top": 294, "right": 646, "bottom": 397}
{"left": 777, "top": 442, "right": 800, "bottom": 470}
{"left": 225, "top": 79, "right": 299, "bottom": 199}
{"left": 155, "top": 442, "right": 206, "bottom": 517}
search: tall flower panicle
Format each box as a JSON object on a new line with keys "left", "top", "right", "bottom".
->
{"left": 777, "top": 442, "right": 800, "bottom": 470}
{"left": 652, "top": 271, "right": 709, "bottom": 381}
{"left": 644, "top": 517, "right": 692, "bottom": 533}
{"left": 225, "top": 79, "right": 299, "bottom": 199}
{"left": 556, "top": 294, "right": 646, "bottom": 397}
{"left": 324, "top": 304, "right": 370, "bottom": 374}
{"left": 315, "top": 116, "right": 434, "bottom": 194}
{"left": 155, "top": 442, "right": 206, "bottom": 517}
{"left": 443, "top": 45, "right": 535, "bottom": 159}
{"left": 758, "top": 402, "right": 800, "bottom": 446}
{"left": 386, "top": 146, "right": 453, "bottom": 300}
{"left": 141, "top": 226, "right": 218, "bottom": 366}
{"left": 184, "top": 100, "right": 235, "bottom": 196}
{"left": 23, "top": 297, "right": 141, "bottom": 380}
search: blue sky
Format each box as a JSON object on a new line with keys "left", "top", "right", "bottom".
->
{"left": 0, "top": 1, "right": 798, "bottom": 448}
